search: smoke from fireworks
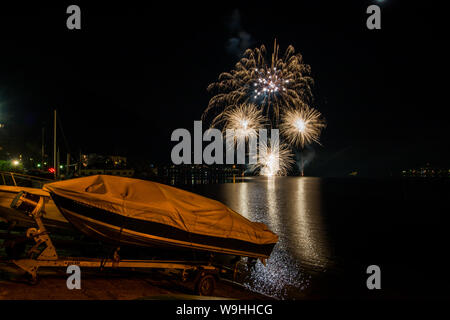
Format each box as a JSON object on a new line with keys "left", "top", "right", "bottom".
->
{"left": 280, "top": 106, "right": 326, "bottom": 148}
{"left": 204, "top": 39, "right": 314, "bottom": 125}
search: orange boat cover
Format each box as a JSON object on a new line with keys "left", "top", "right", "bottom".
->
{"left": 43, "top": 175, "right": 278, "bottom": 246}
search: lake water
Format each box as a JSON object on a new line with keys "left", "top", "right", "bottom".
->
{"left": 183, "top": 176, "right": 449, "bottom": 299}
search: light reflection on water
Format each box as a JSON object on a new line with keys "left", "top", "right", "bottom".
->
{"left": 191, "top": 176, "right": 334, "bottom": 299}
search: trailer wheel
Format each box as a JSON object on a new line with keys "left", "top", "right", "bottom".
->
{"left": 195, "top": 274, "right": 216, "bottom": 296}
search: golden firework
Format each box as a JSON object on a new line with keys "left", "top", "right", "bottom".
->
{"left": 280, "top": 106, "right": 326, "bottom": 148}
{"left": 203, "top": 39, "right": 314, "bottom": 125}
{"left": 253, "top": 139, "right": 294, "bottom": 176}
{"left": 213, "top": 103, "right": 267, "bottom": 142}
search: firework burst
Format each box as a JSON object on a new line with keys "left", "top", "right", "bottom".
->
{"left": 203, "top": 39, "right": 314, "bottom": 125}
{"left": 201, "top": 40, "right": 325, "bottom": 176}
{"left": 280, "top": 106, "right": 326, "bottom": 148}
{"left": 252, "top": 139, "right": 294, "bottom": 176}
{"left": 213, "top": 103, "right": 267, "bottom": 142}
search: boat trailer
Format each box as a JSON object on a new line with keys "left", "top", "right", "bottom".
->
{"left": 3, "top": 191, "right": 249, "bottom": 296}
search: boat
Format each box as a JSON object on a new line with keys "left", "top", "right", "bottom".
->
{"left": 0, "top": 185, "right": 72, "bottom": 233}
{"left": 43, "top": 175, "right": 278, "bottom": 259}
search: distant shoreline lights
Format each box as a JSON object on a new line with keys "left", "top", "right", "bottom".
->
{"left": 170, "top": 121, "right": 292, "bottom": 176}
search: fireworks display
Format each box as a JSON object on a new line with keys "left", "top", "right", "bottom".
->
{"left": 280, "top": 106, "right": 326, "bottom": 148}
{"left": 203, "top": 40, "right": 326, "bottom": 176}
{"left": 253, "top": 139, "right": 294, "bottom": 176}
{"left": 213, "top": 103, "right": 266, "bottom": 141}
{"left": 203, "top": 39, "right": 314, "bottom": 125}
{"left": 252, "top": 68, "right": 288, "bottom": 99}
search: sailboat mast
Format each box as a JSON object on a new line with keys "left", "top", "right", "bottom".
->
{"left": 53, "top": 109, "right": 57, "bottom": 178}
{"left": 41, "top": 127, "right": 45, "bottom": 166}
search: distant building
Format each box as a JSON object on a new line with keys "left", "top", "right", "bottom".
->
{"left": 158, "top": 164, "right": 245, "bottom": 185}
{"left": 79, "top": 154, "right": 134, "bottom": 177}
{"left": 109, "top": 156, "right": 127, "bottom": 167}
{"left": 80, "top": 168, "right": 134, "bottom": 177}
{"left": 401, "top": 164, "right": 449, "bottom": 178}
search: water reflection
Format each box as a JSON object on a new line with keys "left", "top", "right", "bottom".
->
{"left": 290, "top": 177, "right": 331, "bottom": 269}
{"left": 237, "top": 181, "right": 249, "bottom": 218}
{"left": 248, "top": 177, "right": 331, "bottom": 298}
{"left": 265, "top": 177, "right": 278, "bottom": 232}
{"left": 192, "top": 177, "right": 332, "bottom": 298}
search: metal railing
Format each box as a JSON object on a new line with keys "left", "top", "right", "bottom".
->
{"left": 0, "top": 171, "right": 55, "bottom": 189}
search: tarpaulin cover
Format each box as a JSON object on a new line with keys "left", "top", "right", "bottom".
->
{"left": 43, "top": 175, "right": 278, "bottom": 246}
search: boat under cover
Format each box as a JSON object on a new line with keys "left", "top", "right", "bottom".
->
{"left": 43, "top": 175, "right": 278, "bottom": 259}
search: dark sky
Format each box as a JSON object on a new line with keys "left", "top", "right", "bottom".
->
{"left": 0, "top": 1, "right": 447, "bottom": 176}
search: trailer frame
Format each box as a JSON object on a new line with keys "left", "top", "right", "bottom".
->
{"left": 6, "top": 191, "right": 234, "bottom": 296}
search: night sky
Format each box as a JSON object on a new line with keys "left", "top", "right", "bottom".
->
{"left": 0, "top": 1, "right": 446, "bottom": 176}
